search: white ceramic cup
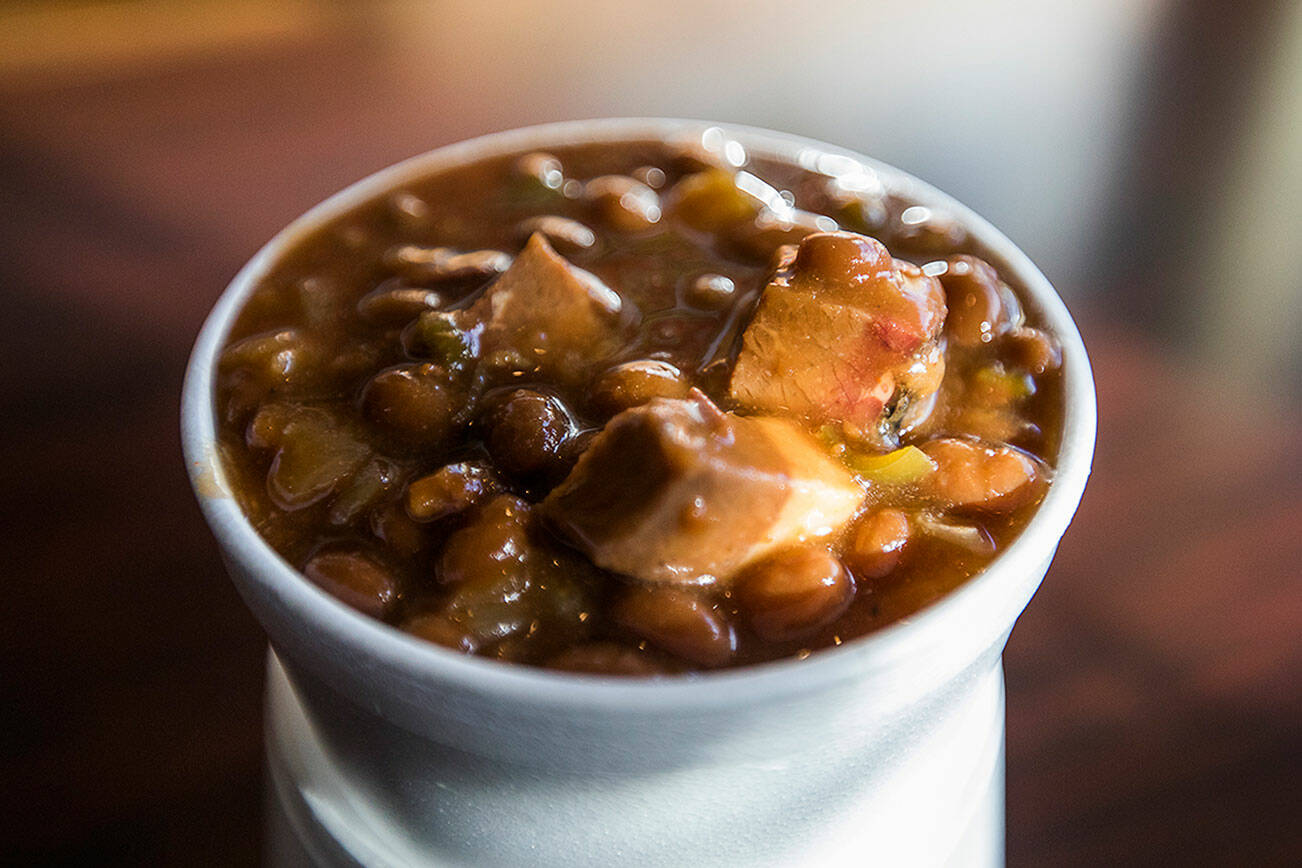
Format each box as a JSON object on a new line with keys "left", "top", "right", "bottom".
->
{"left": 182, "top": 119, "right": 1096, "bottom": 867}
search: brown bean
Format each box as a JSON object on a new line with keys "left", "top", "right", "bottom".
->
{"left": 435, "top": 535, "right": 555, "bottom": 654}
{"left": 1003, "top": 326, "right": 1062, "bottom": 374}
{"left": 388, "top": 191, "right": 429, "bottom": 229}
{"left": 735, "top": 546, "right": 854, "bottom": 641}
{"left": 303, "top": 550, "right": 400, "bottom": 620}
{"left": 356, "top": 285, "right": 443, "bottom": 325}
{"left": 666, "top": 140, "right": 730, "bottom": 174}
{"left": 613, "top": 586, "right": 737, "bottom": 667}
{"left": 221, "top": 376, "right": 271, "bottom": 427}
{"left": 384, "top": 245, "right": 511, "bottom": 284}
{"left": 922, "top": 437, "right": 1045, "bottom": 512}
{"left": 913, "top": 513, "right": 995, "bottom": 555}
{"left": 591, "top": 360, "right": 690, "bottom": 415}
{"left": 585, "top": 175, "right": 662, "bottom": 232}
{"left": 220, "top": 328, "right": 298, "bottom": 375}
{"left": 666, "top": 168, "right": 761, "bottom": 232}
{"left": 813, "top": 176, "right": 889, "bottom": 234}
{"left": 406, "top": 461, "right": 500, "bottom": 522}
{"left": 792, "top": 230, "right": 892, "bottom": 282}
{"left": 434, "top": 496, "right": 596, "bottom": 656}
{"left": 402, "top": 611, "right": 478, "bottom": 653}
{"left": 684, "top": 273, "right": 736, "bottom": 309}
{"left": 245, "top": 402, "right": 295, "bottom": 450}
{"left": 436, "top": 495, "right": 532, "bottom": 587}
{"left": 842, "top": 196, "right": 890, "bottom": 233}
{"left": 219, "top": 328, "right": 319, "bottom": 394}
{"left": 516, "top": 215, "right": 597, "bottom": 253}
{"left": 939, "top": 255, "right": 1022, "bottom": 347}
{"left": 513, "top": 152, "right": 565, "bottom": 190}
{"left": 949, "top": 406, "right": 1028, "bottom": 445}
{"left": 546, "top": 642, "right": 670, "bottom": 676}
{"left": 361, "top": 363, "right": 459, "bottom": 450}
{"left": 482, "top": 390, "right": 575, "bottom": 480}
{"left": 892, "top": 205, "right": 967, "bottom": 255}
{"left": 727, "top": 208, "right": 836, "bottom": 261}
{"left": 370, "top": 501, "right": 428, "bottom": 556}
{"left": 845, "top": 509, "right": 911, "bottom": 579}
{"left": 632, "top": 166, "right": 667, "bottom": 189}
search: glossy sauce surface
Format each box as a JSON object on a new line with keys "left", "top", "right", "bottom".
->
{"left": 216, "top": 134, "right": 1064, "bottom": 673}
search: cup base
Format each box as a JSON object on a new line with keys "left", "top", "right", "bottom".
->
{"left": 262, "top": 650, "right": 1005, "bottom": 867}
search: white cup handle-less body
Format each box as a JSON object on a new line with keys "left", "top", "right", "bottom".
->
{"left": 182, "top": 120, "right": 1095, "bottom": 867}
{"left": 263, "top": 651, "right": 1008, "bottom": 867}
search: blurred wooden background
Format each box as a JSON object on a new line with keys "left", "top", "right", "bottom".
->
{"left": 1, "top": 1, "right": 1298, "bottom": 864}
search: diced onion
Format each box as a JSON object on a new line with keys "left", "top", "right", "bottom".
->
{"left": 846, "top": 445, "right": 937, "bottom": 485}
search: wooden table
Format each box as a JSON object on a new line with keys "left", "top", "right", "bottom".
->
{"left": 2, "top": 13, "right": 1298, "bottom": 866}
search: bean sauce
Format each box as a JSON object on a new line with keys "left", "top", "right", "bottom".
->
{"left": 216, "top": 137, "right": 1064, "bottom": 673}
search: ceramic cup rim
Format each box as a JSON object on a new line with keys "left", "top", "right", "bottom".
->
{"left": 181, "top": 117, "right": 1096, "bottom": 713}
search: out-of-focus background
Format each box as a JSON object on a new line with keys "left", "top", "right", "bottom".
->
{"left": 1, "top": 0, "right": 1298, "bottom": 864}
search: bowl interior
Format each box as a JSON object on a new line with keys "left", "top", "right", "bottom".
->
{"left": 181, "top": 118, "right": 1096, "bottom": 710}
